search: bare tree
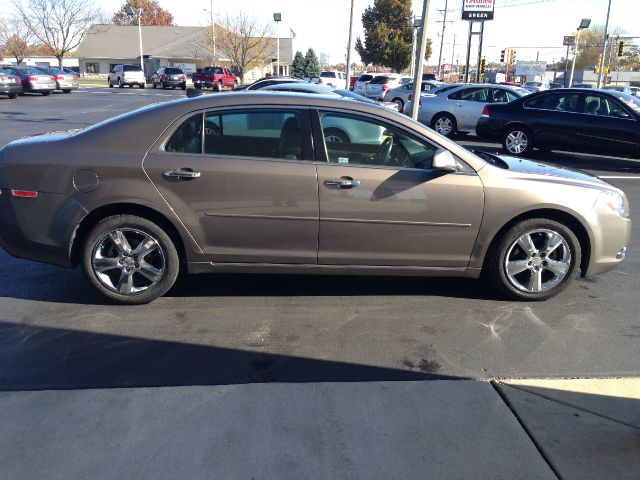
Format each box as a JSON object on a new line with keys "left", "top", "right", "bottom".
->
{"left": 0, "top": 17, "right": 32, "bottom": 65}
{"left": 13, "top": 0, "right": 103, "bottom": 68}
{"left": 204, "top": 11, "right": 274, "bottom": 84}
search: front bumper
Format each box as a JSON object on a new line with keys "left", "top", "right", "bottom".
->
{"left": 585, "top": 199, "right": 632, "bottom": 276}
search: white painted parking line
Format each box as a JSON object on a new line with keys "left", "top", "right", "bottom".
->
{"left": 598, "top": 176, "right": 640, "bottom": 179}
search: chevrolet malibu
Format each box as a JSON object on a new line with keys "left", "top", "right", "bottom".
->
{"left": 0, "top": 93, "right": 631, "bottom": 304}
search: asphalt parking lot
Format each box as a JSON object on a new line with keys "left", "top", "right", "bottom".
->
{"left": 1, "top": 87, "right": 639, "bottom": 390}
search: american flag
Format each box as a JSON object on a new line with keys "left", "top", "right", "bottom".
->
{"left": 290, "top": 28, "right": 296, "bottom": 39}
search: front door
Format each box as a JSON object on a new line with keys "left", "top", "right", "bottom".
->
{"left": 315, "top": 111, "right": 484, "bottom": 267}
{"left": 144, "top": 107, "right": 319, "bottom": 264}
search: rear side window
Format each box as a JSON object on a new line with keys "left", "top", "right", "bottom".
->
{"left": 451, "top": 88, "right": 490, "bottom": 102}
{"left": 203, "top": 110, "right": 302, "bottom": 160}
{"left": 370, "top": 76, "right": 390, "bottom": 84}
{"left": 165, "top": 113, "right": 203, "bottom": 154}
{"left": 524, "top": 93, "right": 580, "bottom": 112}
{"left": 124, "top": 65, "right": 142, "bottom": 72}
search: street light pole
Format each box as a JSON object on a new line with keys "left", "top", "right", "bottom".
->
{"left": 596, "top": 0, "right": 612, "bottom": 88}
{"left": 124, "top": 4, "right": 145, "bottom": 81}
{"left": 569, "top": 18, "right": 591, "bottom": 87}
{"left": 273, "top": 13, "right": 281, "bottom": 76}
{"left": 410, "top": 0, "right": 432, "bottom": 121}
{"left": 345, "top": 0, "right": 355, "bottom": 89}
{"left": 436, "top": 0, "right": 448, "bottom": 80}
{"left": 210, "top": 0, "right": 216, "bottom": 62}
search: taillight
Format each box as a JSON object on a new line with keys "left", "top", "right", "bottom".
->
{"left": 318, "top": 78, "right": 323, "bottom": 84}
{"left": 28, "top": 76, "right": 37, "bottom": 81}
{"left": 72, "top": 76, "right": 78, "bottom": 81}
{"left": 15, "top": 77, "right": 21, "bottom": 85}
{"left": 408, "top": 94, "right": 412, "bottom": 101}
{"left": 182, "top": 75, "right": 186, "bottom": 80}
{"left": 53, "top": 76, "right": 60, "bottom": 81}
{"left": 481, "top": 104, "right": 490, "bottom": 117}
{"left": 11, "top": 189, "right": 38, "bottom": 198}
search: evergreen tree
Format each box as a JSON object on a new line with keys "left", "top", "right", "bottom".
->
{"left": 304, "top": 48, "right": 321, "bottom": 77}
{"left": 355, "top": 0, "right": 425, "bottom": 72}
{"left": 291, "top": 50, "right": 306, "bottom": 78}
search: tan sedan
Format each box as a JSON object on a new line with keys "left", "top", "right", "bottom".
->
{"left": 0, "top": 93, "right": 631, "bottom": 303}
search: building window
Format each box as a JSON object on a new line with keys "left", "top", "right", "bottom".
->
{"left": 86, "top": 63, "right": 99, "bottom": 74}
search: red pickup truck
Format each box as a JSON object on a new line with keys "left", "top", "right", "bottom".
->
{"left": 192, "top": 66, "right": 239, "bottom": 91}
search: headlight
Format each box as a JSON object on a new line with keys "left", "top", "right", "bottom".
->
{"left": 599, "top": 190, "right": 630, "bottom": 218}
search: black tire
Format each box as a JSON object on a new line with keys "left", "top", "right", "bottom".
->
{"left": 108, "top": 80, "right": 113, "bottom": 88}
{"left": 391, "top": 97, "right": 404, "bottom": 111}
{"left": 216, "top": 80, "right": 223, "bottom": 92}
{"left": 41, "top": 91, "right": 51, "bottom": 96}
{"left": 323, "top": 127, "right": 350, "bottom": 144}
{"left": 119, "top": 78, "right": 124, "bottom": 88}
{"left": 502, "top": 125, "right": 534, "bottom": 157}
{"left": 140, "top": 83, "right": 145, "bottom": 89}
{"left": 181, "top": 83, "right": 187, "bottom": 90}
{"left": 152, "top": 80, "right": 157, "bottom": 89}
{"left": 81, "top": 215, "right": 180, "bottom": 304}
{"left": 8, "top": 93, "right": 17, "bottom": 99}
{"left": 486, "top": 217, "right": 581, "bottom": 301}
{"left": 63, "top": 89, "right": 71, "bottom": 94}
{"left": 431, "top": 113, "right": 457, "bottom": 138}
{"left": 194, "top": 83, "right": 201, "bottom": 90}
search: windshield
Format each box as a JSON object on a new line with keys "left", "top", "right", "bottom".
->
{"left": 610, "top": 91, "right": 640, "bottom": 113}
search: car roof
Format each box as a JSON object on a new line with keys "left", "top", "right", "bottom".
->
{"left": 262, "top": 83, "right": 335, "bottom": 93}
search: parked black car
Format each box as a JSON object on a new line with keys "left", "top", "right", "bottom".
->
{"left": 476, "top": 88, "right": 640, "bottom": 158}
{"left": 0, "top": 68, "right": 22, "bottom": 99}
{"left": 151, "top": 67, "right": 187, "bottom": 90}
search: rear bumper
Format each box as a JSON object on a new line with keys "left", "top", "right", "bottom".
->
{"left": 160, "top": 79, "right": 186, "bottom": 86}
{"left": 475, "top": 119, "right": 504, "bottom": 140}
{"left": 0, "top": 85, "right": 21, "bottom": 95}
{"left": 56, "top": 81, "right": 79, "bottom": 90}
{"left": 0, "top": 189, "right": 86, "bottom": 268}
{"left": 25, "top": 82, "right": 55, "bottom": 91}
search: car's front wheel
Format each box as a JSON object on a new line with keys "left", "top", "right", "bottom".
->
{"left": 503, "top": 126, "right": 533, "bottom": 156}
{"left": 487, "top": 218, "right": 581, "bottom": 301}
{"left": 81, "top": 215, "right": 180, "bottom": 304}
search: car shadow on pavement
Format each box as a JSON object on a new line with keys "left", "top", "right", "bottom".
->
{"left": 0, "top": 320, "right": 462, "bottom": 390}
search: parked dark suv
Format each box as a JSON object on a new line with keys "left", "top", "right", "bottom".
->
{"left": 151, "top": 67, "right": 187, "bottom": 90}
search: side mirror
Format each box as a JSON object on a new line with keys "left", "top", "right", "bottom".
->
{"left": 432, "top": 150, "right": 458, "bottom": 172}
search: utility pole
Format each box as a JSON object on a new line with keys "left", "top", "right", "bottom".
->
{"left": 597, "top": 0, "right": 612, "bottom": 88}
{"left": 464, "top": 22, "right": 472, "bottom": 83}
{"left": 210, "top": 0, "right": 216, "bottom": 62}
{"left": 450, "top": 34, "right": 456, "bottom": 81}
{"left": 410, "top": 0, "right": 432, "bottom": 120}
{"left": 475, "top": 22, "right": 484, "bottom": 83}
{"left": 345, "top": 0, "right": 355, "bottom": 89}
{"left": 436, "top": 0, "right": 449, "bottom": 80}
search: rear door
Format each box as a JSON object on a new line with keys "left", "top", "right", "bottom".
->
{"left": 449, "top": 87, "right": 491, "bottom": 131}
{"left": 314, "top": 110, "right": 484, "bottom": 267}
{"left": 144, "top": 107, "right": 319, "bottom": 264}
{"left": 522, "top": 92, "right": 584, "bottom": 150}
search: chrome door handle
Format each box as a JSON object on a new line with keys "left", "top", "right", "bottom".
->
{"left": 163, "top": 169, "right": 201, "bottom": 179}
{"left": 323, "top": 177, "right": 360, "bottom": 189}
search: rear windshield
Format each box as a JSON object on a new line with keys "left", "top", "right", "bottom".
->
{"left": 48, "top": 68, "right": 64, "bottom": 74}
{"left": 123, "top": 65, "right": 142, "bottom": 72}
{"left": 370, "top": 76, "right": 391, "bottom": 84}
{"left": 165, "top": 68, "right": 183, "bottom": 74}
{"left": 320, "top": 72, "right": 336, "bottom": 78}
{"left": 358, "top": 74, "right": 373, "bottom": 82}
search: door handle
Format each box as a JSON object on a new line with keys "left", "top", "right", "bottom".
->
{"left": 323, "top": 176, "right": 360, "bottom": 189}
{"left": 163, "top": 168, "right": 201, "bottom": 180}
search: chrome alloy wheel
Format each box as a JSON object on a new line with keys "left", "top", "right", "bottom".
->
{"left": 504, "top": 229, "right": 571, "bottom": 293}
{"left": 505, "top": 130, "right": 529, "bottom": 154}
{"left": 434, "top": 116, "right": 454, "bottom": 136}
{"left": 91, "top": 228, "right": 165, "bottom": 295}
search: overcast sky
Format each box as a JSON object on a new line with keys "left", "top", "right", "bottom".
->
{"left": 2, "top": 0, "right": 638, "bottom": 65}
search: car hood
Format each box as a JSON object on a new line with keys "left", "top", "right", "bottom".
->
{"left": 496, "top": 154, "right": 614, "bottom": 190}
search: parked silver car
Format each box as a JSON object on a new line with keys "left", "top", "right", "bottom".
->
{"left": 39, "top": 66, "right": 79, "bottom": 93}
{"left": 2, "top": 66, "right": 56, "bottom": 95}
{"left": 408, "top": 84, "right": 526, "bottom": 137}
{"left": 383, "top": 81, "right": 443, "bottom": 111}
{"left": 364, "top": 75, "right": 412, "bottom": 100}
{"left": 522, "top": 81, "right": 550, "bottom": 93}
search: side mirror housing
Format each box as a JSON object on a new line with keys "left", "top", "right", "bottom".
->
{"left": 432, "top": 150, "right": 458, "bottom": 172}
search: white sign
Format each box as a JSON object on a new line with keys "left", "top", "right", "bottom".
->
{"left": 515, "top": 61, "right": 547, "bottom": 77}
{"left": 461, "top": 0, "right": 495, "bottom": 21}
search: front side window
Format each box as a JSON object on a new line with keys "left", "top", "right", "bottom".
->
{"left": 165, "top": 113, "right": 203, "bottom": 154}
{"left": 204, "top": 110, "right": 302, "bottom": 160}
{"left": 454, "top": 87, "right": 491, "bottom": 102}
{"left": 319, "top": 112, "right": 439, "bottom": 169}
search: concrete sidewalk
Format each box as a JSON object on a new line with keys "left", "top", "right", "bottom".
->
{"left": 0, "top": 381, "right": 554, "bottom": 480}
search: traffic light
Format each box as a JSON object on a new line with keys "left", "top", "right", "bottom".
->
{"left": 594, "top": 54, "right": 602, "bottom": 74}
{"left": 480, "top": 57, "right": 486, "bottom": 75}
{"left": 510, "top": 49, "right": 516, "bottom": 66}
{"left": 617, "top": 40, "right": 624, "bottom": 57}
{"left": 460, "top": 65, "right": 466, "bottom": 75}
{"left": 500, "top": 50, "right": 505, "bottom": 62}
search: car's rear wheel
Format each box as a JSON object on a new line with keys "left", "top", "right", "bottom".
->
{"left": 392, "top": 97, "right": 404, "bottom": 111}
{"left": 81, "top": 215, "right": 180, "bottom": 304}
{"left": 216, "top": 80, "right": 223, "bottom": 92}
{"left": 194, "top": 83, "right": 201, "bottom": 90}
{"left": 108, "top": 79, "right": 113, "bottom": 88}
{"left": 119, "top": 78, "right": 124, "bottom": 88}
{"left": 503, "top": 126, "right": 533, "bottom": 156}
{"left": 140, "top": 83, "right": 145, "bottom": 89}
{"left": 431, "top": 113, "right": 457, "bottom": 138}
{"left": 8, "top": 93, "right": 17, "bottom": 99}
{"left": 487, "top": 218, "right": 581, "bottom": 301}
{"left": 41, "top": 91, "right": 51, "bottom": 96}
{"left": 63, "top": 89, "right": 71, "bottom": 94}
{"left": 181, "top": 82, "right": 187, "bottom": 90}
